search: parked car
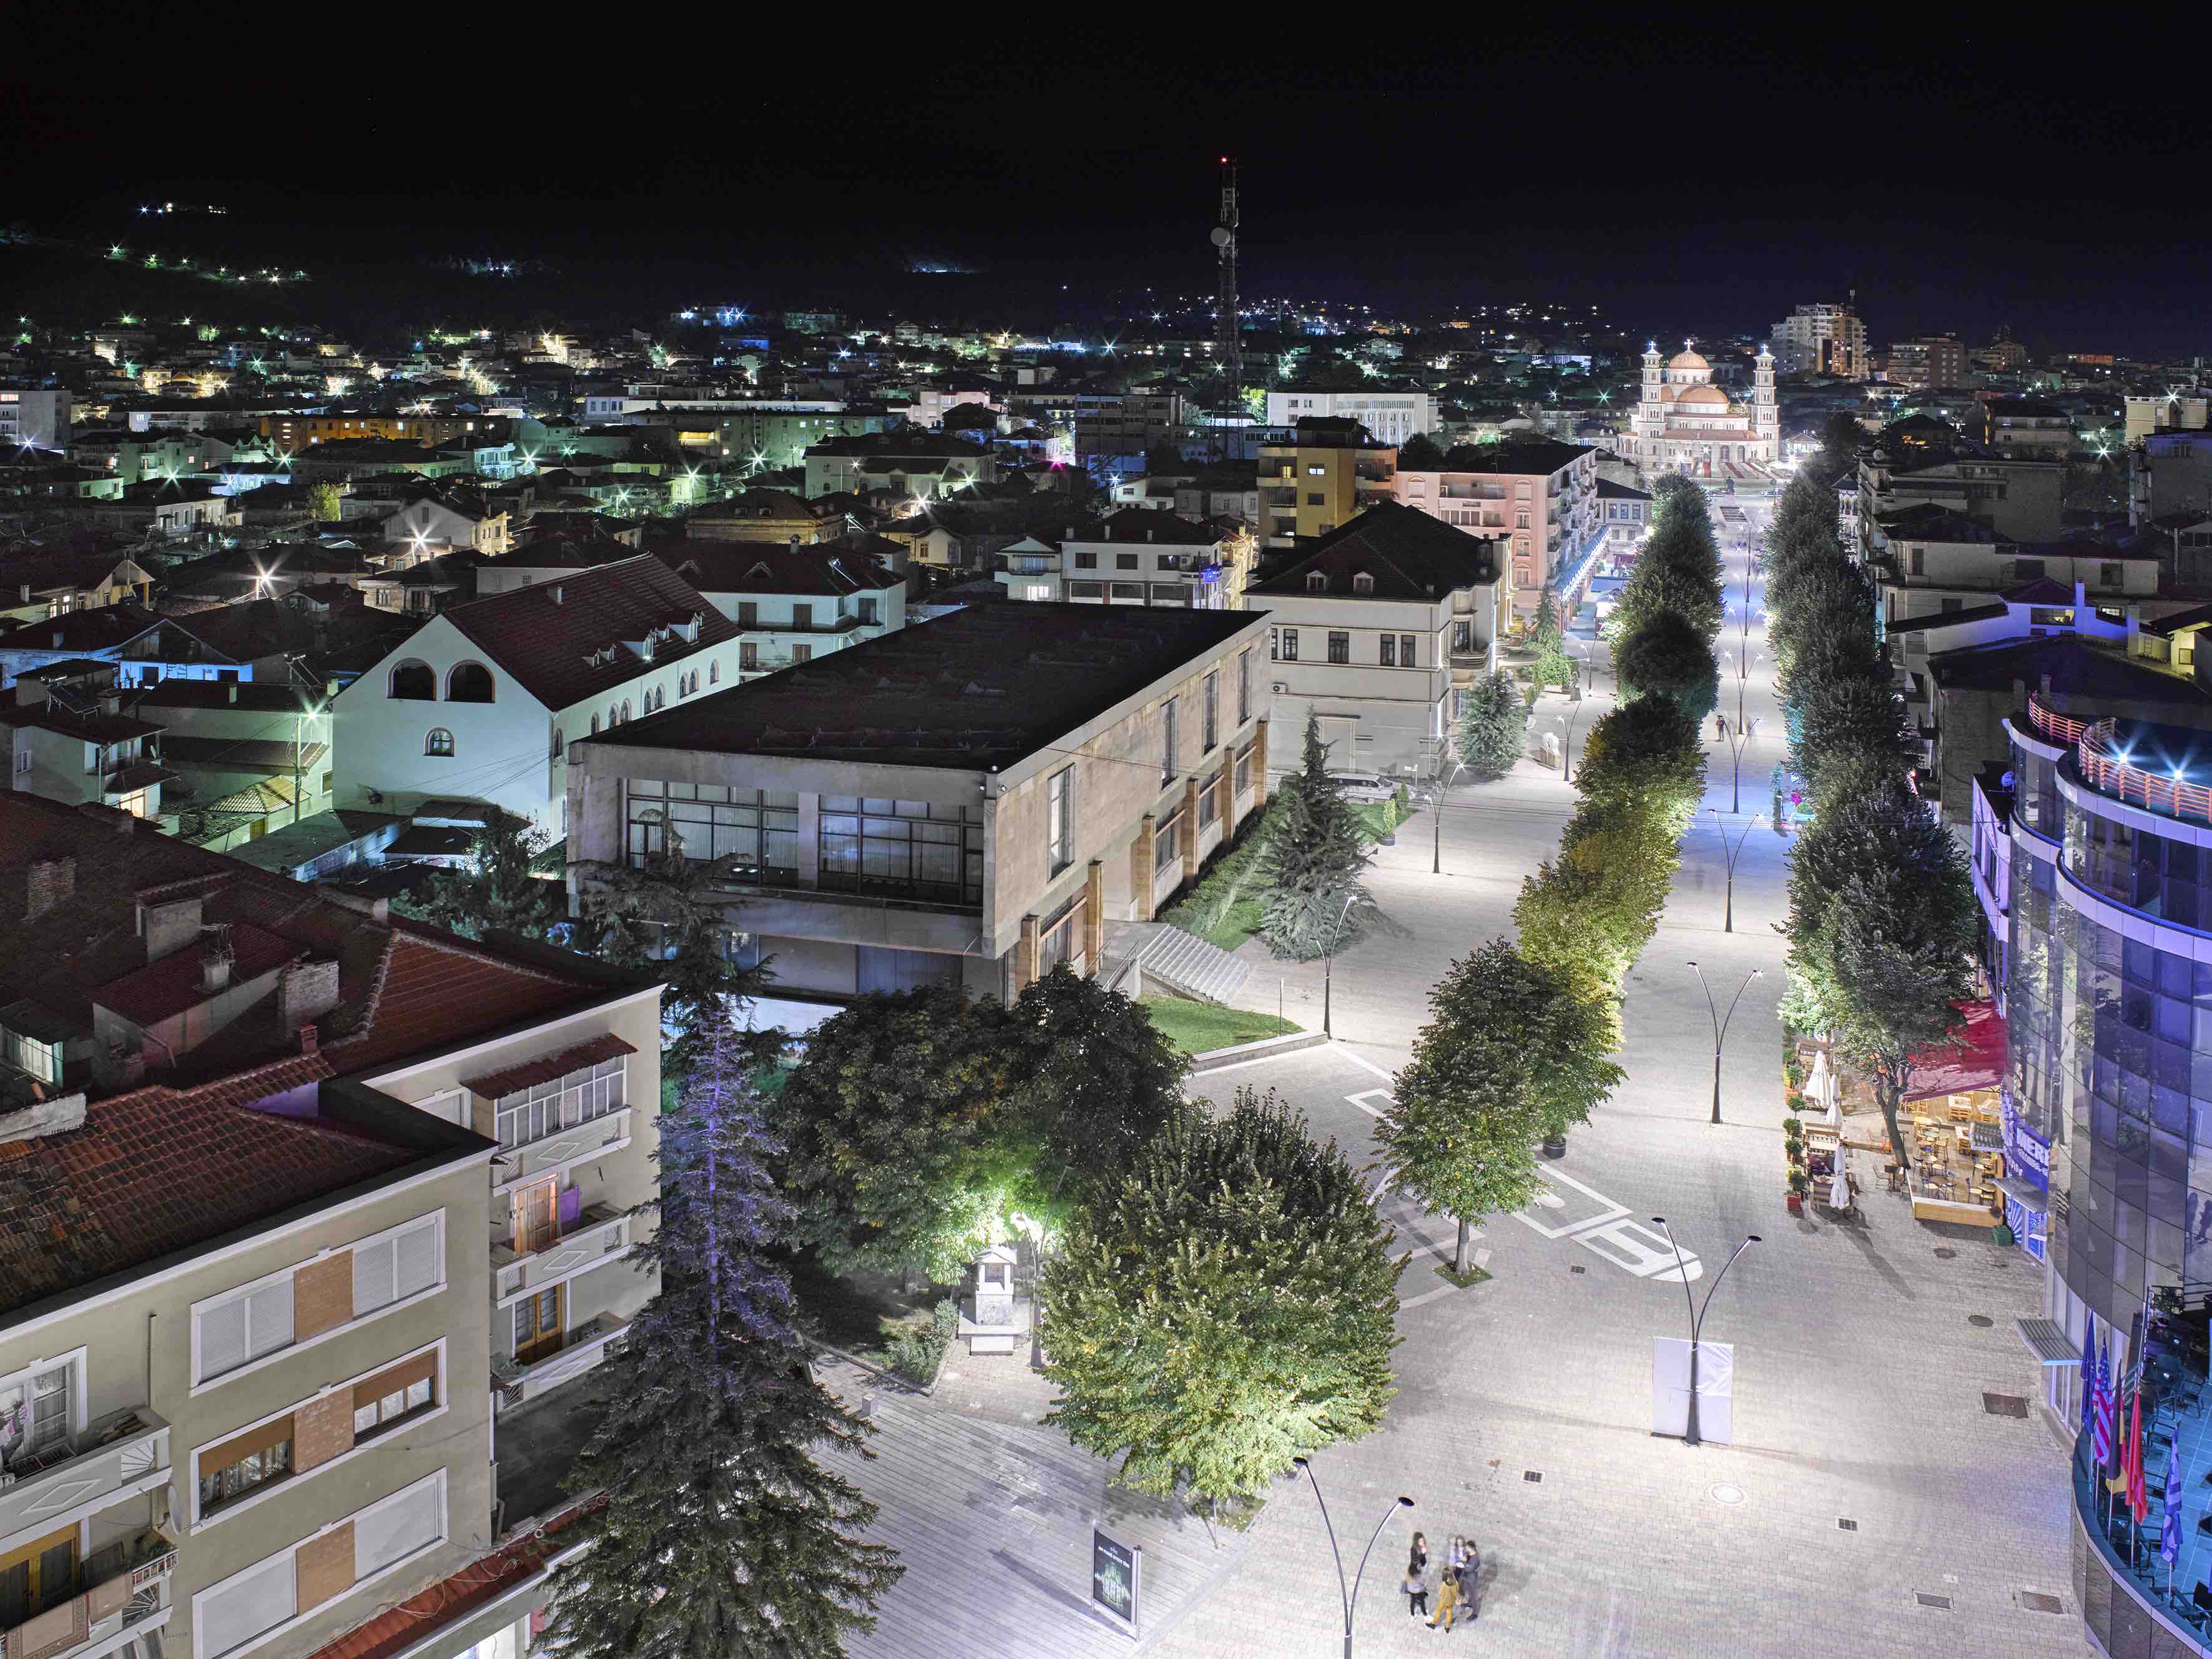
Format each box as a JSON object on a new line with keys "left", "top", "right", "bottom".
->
{"left": 1328, "top": 772, "right": 1396, "bottom": 802}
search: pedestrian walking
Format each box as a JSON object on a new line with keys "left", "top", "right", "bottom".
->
{"left": 1403, "top": 1565, "right": 1428, "bottom": 1620}
{"left": 1458, "top": 1538, "right": 1482, "bottom": 1623}
{"left": 1715, "top": 714, "right": 1728, "bottom": 741}
{"left": 1428, "top": 1537, "right": 1464, "bottom": 1632}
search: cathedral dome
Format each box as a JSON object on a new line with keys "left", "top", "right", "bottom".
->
{"left": 1676, "top": 385, "right": 1730, "bottom": 408}
{"left": 1668, "top": 348, "right": 1710, "bottom": 372}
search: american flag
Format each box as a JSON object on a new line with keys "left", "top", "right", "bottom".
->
{"left": 2093, "top": 1332, "right": 2115, "bottom": 1469}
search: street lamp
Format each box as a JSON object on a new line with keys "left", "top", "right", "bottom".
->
{"left": 1708, "top": 809, "right": 1764, "bottom": 933}
{"left": 1649, "top": 1222, "right": 1759, "bottom": 1447}
{"left": 1292, "top": 1455, "right": 1413, "bottom": 1659}
{"left": 1428, "top": 758, "right": 1467, "bottom": 875}
{"left": 1686, "top": 962, "right": 1762, "bottom": 1125}
{"left": 1322, "top": 890, "right": 1358, "bottom": 1040}
{"left": 1553, "top": 689, "right": 1608, "bottom": 784}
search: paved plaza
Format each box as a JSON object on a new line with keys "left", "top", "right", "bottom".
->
{"left": 839, "top": 519, "right": 2090, "bottom": 1658}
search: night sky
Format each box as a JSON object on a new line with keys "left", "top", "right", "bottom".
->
{"left": 8, "top": 27, "right": 2205, "bottom": 357}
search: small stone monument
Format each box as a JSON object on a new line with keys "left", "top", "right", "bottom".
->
{"left": 956, "top": 1241, "right": 1031, "bottom": 1357}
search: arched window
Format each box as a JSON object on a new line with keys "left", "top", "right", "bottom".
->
{"left": 549, "top": 725, "right": 564, "bottom": 760}
{"left": 590, "top": 714, "right": 601, "bottom": 736}
{"left": 607, "top": 705, "right": 619, "bottom": 728}
{"left": 447, "top": 661, "right": 495, "bottom": 702}
{"left": 389, "top": 659, "right": 435, "bottom": 700}
{"left": 426, "top": 727, "right": 455, "bottom": 757}
{"left": 622, "top": 699, "right": 632, "bottom": 723}
{"left": 1352, "top": 573, "right": 1374, "bottom": 594}
{"left": 709, "top": 661, "right": 719, "bottom": 685}
{"left": 1305, "top": 572, "right": 1326, "bottom": 591}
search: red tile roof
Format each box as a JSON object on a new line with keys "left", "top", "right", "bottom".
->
{"left": 95, "top": 920, "right": 298, "bottom": 1026}
{"left": 435, "top": 554, "right": 738, "bottom": 711}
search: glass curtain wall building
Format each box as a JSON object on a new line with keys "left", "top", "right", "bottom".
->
{"left": 2004, "top": 698, "right": 2212, "bottom": 1656}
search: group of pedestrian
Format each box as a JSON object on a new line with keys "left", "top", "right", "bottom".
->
{"left": 1401, "top": 1531, "right": 1480, "bottom": 1631}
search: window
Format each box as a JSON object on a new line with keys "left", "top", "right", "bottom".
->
{"left": 740, "top": 642, "right": 760, "bottom": 671}
{"left": 199, "top": 1550, "right": 295, "bottom": 1658}
{"left": 549, "top": 726, "right": 563, "bottom": 760}
{"left": 1380, "top": 634, "right": 1397, "bottom": 667}
{"left": 2013, "top": 558, "right": 2047, "bottom": 580}
{"left": 858, "top": 596, "right": 878, "bottom": 624}
{"left": 1161, "top": 696, "right": 1178, "bottom": 784}
{"left": 0, "top": 1362, "right": 72, "bottom": 1464}
{"left": 2, "top": 1024, "right": 61, "bottom": 1085}
{"left": 354, "top": 1469, "right": 445, "bottom": 1580}
{"left": 1235, "top": 743, "right": 1254, "bottom": 794}
{"left": 1155, "top": 813, "right": 1181, "bottom": 872}
{"left": 352, "top": 1215, "right": 441, "bottom": 1317}
{"left": 1202, "top": 671, "right": 1219, "bottom": 752}
{"left": 197, "top": 1279, "right": 293, "bottom": 1382}
{"left": 388, "top": 660, "right": 435, "bottom": 700}
{"left": 792, "top": 644, "right": 812, "bottom": 664}
{"left": 2100, "top": 563, "right": 2123, "bottom": 588}
{"left": 589, "top": 714, "right": 600, "bottom": 736}
{"left": 1327, "top": 632, "right": 1350, "bottom": 664}
{"left": 1109, "top": 582, "right": 1144, "bottom": 601}
{"left": 709, "top": 660, "right": 720, "bottom": 683}
{"left": 1116, "top": 553, "right": 1139, "bottom": 571}
{"left": 737, "top": 601, "right": 758, "bottom": 627}
{"left": 1307, "top": 464, "right": 1327, "bottom": 476}
{"left": 1048, "top": 767, "right": 1074, "bottom": 875}
{"left": 425, "top": 727, "right": 453, "bottom": 757}
{"left": 1452, "top": 621, "right": 1473, "bottom": 653}
{"left": 1282, "top": 629, "right": 1299, "bottom": 661}
{"left": 1353, "top": 572, "right": 1374, "bottom": 593}
{"left": 199, "top": 1433, "right": 293, "bottom": 1515}
{"left": 1306, "top": 493, "right": 1326, "bottom": 506}
{"left": 1199, "top": 779, "right": 1219, "bottom": 829}
{"left": 446, "top": 662, "right": 494, "bottom": 702}
{"left": 1238, "top": 649, "right": 1252, "bottom": 721}
{"left": 792, "top": 603, "right": 813, "bottom": 629}
{"left": 1074, "top": 551, "right": 1098, "bottom": 569}
{"left": 1399, "top": 633, "right": 1417, "bottom": 667}
{"left": 820, "top": 797, "right": 986, "bottom": 904}
{"left": 626, "top": 781, "right": 798, "bottom": 881}
{"left": 352, "top": 1365, "right": 436, "bottom": 1439}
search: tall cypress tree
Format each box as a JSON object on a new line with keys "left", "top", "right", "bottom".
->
{"left": 1259, "top": 713, "right": 1375, "bottom": 961}
{"left": 542, "top": 1015, "right": 903, "bottom": 1659}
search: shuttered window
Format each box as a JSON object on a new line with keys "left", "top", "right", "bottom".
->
{"left": 199, "top": 1552, "right": 295, "bottom": 1658}
{"left": 354, "top": 1472, "right": 443, "bottom": 1580}
{"left": 352, "top": 1217, "right": 440, "bottom": 1318}
{"left": 197, "top": 1278, "right": 295, "bottom": 1383}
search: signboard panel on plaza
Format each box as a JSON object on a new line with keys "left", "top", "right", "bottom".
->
{"left": 1090, "top": 1528, "right": 1140, "bottom": 1637}
{"left": 1651, "top": 1338, "right": 1735, "bottom": 1443}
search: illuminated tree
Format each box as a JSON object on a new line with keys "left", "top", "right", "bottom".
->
{"left": 1041, "top": 1088, "right": 1398, "bottom": 1525}
{"left": 1456, "top": 670, "right": 1529, "bottom": 779}
{"left": 1259, "top": 714, "right": 1376, "bottom": 960}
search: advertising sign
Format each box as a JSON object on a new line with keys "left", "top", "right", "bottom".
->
{"left": 1090, "top": 1528, "right": 1140, "bottom": 1637}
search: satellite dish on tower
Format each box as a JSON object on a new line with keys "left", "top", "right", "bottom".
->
{"left": 1211, "top": 226, "right": 1232, "bottom": 248}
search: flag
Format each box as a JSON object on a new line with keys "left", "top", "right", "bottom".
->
{"left": 2080, "top": 1313, "right": 2098, "bottom": 1435}
{"left": 2163, "top": 1434, "right": 2183, "bottom": 1566}
{"left": 2093, "top": 1334, "right": 2115, "bottom": 1469}
{"left": 2126, "top": 1387, "right": 2148, "bottom": 1524}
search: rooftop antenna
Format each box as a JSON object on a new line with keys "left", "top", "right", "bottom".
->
{"left": 1212, "top": 156, "right": 1242, "bottom": 429}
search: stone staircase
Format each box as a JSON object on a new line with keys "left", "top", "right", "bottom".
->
{"left": 1101, "top": 922, "right": 1252, "bottom": 1005}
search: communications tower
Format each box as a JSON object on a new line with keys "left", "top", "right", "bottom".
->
{"left": 1211, "top": 156, "right": 1241, "bottom": 421}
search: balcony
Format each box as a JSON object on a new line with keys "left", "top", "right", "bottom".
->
{"left": 493, "top": 1314, "right": 632, "bottom": 1412}
{"left": 0, "top": 1527, "right": 176, "bottom": 1659}
{"left": 0, "top": 1409, "right": 170, "bottom": 1553}
{"left": 490, "top": 1204, "right": 629, "bottom": 1303}
{"left": 493, "top": 1108, "right": 632, "bottom": 1196}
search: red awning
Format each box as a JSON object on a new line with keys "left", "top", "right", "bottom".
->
{"left": 1904, "top": 1000, "right": 2006, "bottom": 1101}
{"left": 463, "top": 1031, "right": 636, "bottom": 1101}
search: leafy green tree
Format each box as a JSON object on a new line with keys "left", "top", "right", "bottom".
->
{"left": 1397, "top": 431, "right": 1448, "bottom": 470}
{"left": 1573, "top": 697, "right": 1705, "bottom": 835}
{"left": 304, "top": 481, "right": 343, "bottom": 521}
{"left": 1531, "top": 590, "right": 1573, "bottom": 690}
{"left": 1259, "top": 713, "right": 1376, "bottom": 961}
{"left": 401, "top": 808, "right": 559, "bottom": 942}
{"left": 772, "top": 986, "right": 1015, "bottom": 1287}
{"left": 1040, "top": 1087, "right": 1399, "bottom": 1526}
{"left": 1615, "top": 608, "right": 1719, "bottom": 721}
{"left": 1784, "top": 783, "right": 1979, "bottom": 1169}
{"left": 1002, "top": 964, "right": 1187, "bottom": 1204}
{"left": 1377, "top": 940, "right": 1622, "bottom": 1271}
{"left": 1792, "top": 672, "right": 1919, "bottom": 804}
{"left": 1457, "top": 670, "right": 1530, "bottom": 778}
{"left": 1612, "top": 484, "right": 1724, "bottom": 642}
{"left": 1515, "top": 820, "right": 1676, "bottom": 1033}
{"left": 543, "top": 1014, "right": 902, "bottom": 1659}
{"left": 1821, "top": 410, "right": 1868, "bottom": 461}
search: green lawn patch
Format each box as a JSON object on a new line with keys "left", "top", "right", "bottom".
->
{"left": 1158, "top": 801, "right": 1278, "bottom": 950}
{"left": 1139, "top": 997, "right": 1301, "bottom": 1056}
{"left": 1350, "top": 801, "right": 1402, "bottom": 843}
{"left": 1430, "top": 1262, "right": 1493, "bottom": 1289}
{"left": 779, "top": 1248, "right": 947, "bottom": 1372}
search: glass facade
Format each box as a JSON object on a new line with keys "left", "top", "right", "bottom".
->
{"left": 627, "top": 781, "right": 799, "bottom": 884}
{"left": 2066, "top": 806, "right": 2212, "bottom": 929}
{"left": 820, "top": 797, "right": 984, "bottom": 906}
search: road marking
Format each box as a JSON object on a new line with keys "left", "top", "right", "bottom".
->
{"left": 1346, "top": 1085, "right": 1703, "bottom": 1283}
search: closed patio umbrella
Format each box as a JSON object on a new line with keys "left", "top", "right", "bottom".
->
{"left": 1807, "top": 1047, "right": 1836, "bottom": 1110}
{"left": 1829, "top": 1164, "right": 1851, "bottom": 1210}
{"left": 1825, "top": 1097, "right": 1842, "bottom": 1131}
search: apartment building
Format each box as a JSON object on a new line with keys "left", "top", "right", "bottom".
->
{"left": 1767, "top": 302, "right": 1868, "bottom": 380}
{"left": 3, "top": 662, "right": 175, "bottom": 819}
{"left": 333, "top": 554, "right": 745, "bottom": 839}
{"left": 1982, "top": 400, "right": 2073, "bottom": 461}
{"left": 1879, "top": 335, "right": 1970, "bottom": 390}
{"left": 1256, "top": 419, "right": 1397, "bottom": 548}
{"left": 801, "top": 433, "right": 995, "bottom": 500}
{"left": 0, "top": 793, "right": 662, "bottom": 1659}
{"left": 666, "top": 406, "right": 896, "bottom": 473}
{"left": 654, "top": 538, "right": 907, "bottom": 679}
{"left": 566, "top": 604, "right": 1273, "bottom": 1007}
{"left": 993, "top": 512, "right": 1256, "bottom": 611}
{"left": 1246, "top": 504, "right": 1507, "bottom": 779}
{"left": 1392, "top": 438, "right": 1599, "bottom": 624}
{"left": 1865, "top": 507, "right": 2150, "bottom": 630}
{"left": 1262, "top": 391, "right": 1439, "bottom": 446}
{"left": 1854, "top": 444, "right": 2065, "bottom": 559}
{"left": 686, "top": 489, "right": 843, "bottom": 546}
{"left": 0, "top": 389, "right": 72, "bottom": 452}
{"left": 1070, "top": 391, "right": 1186, "bottom": 475}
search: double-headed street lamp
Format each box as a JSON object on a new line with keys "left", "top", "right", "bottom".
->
{"left": 1686, "top": 961, "right": 1762, "bottom": 1125}
{"left": 1708, "top": 809, "right": 1764, "bottom": 933}
{"left": 1650, "top": 1222, "right": 1759, "bottom": 1447}
{"left": 1427, "top": 757, "right": 1468, "bottom": 875}
{"left": 1292, "top": 1455, "right": 1413, "bottom": 1659}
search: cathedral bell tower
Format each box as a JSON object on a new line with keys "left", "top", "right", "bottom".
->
{"left": 1752, "top": 343, "right": 1779, "bottom": 456}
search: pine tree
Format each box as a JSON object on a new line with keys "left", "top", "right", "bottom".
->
{"left": 1531, "top": 591, "right": 1573, "bottom": 691}
{"left": 1041, "top": 1087, "right": 1399, "bottom": 1526}
{"left": 400, "top": 808, "right": 558, "bottom": 942}
{"left": 1455, "top": 670, "right": 1529, "bottom": 779}
{"left": 542, "top": 1016, "right": 903, "bottom": 1659}
{"left": 1259, "top": 713, "right": 1376, "bottom": 961}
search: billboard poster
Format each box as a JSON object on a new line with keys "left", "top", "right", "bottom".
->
{"left": 1091, "top": 1528, "right": 1140, "bottom": 1636}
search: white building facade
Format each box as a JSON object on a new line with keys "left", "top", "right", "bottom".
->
{"left": 1623, "top": 343, "right": 1779, "bottom": 480}
{"left": 1264, "top": 391, "right": 1438, "bottom": 446}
